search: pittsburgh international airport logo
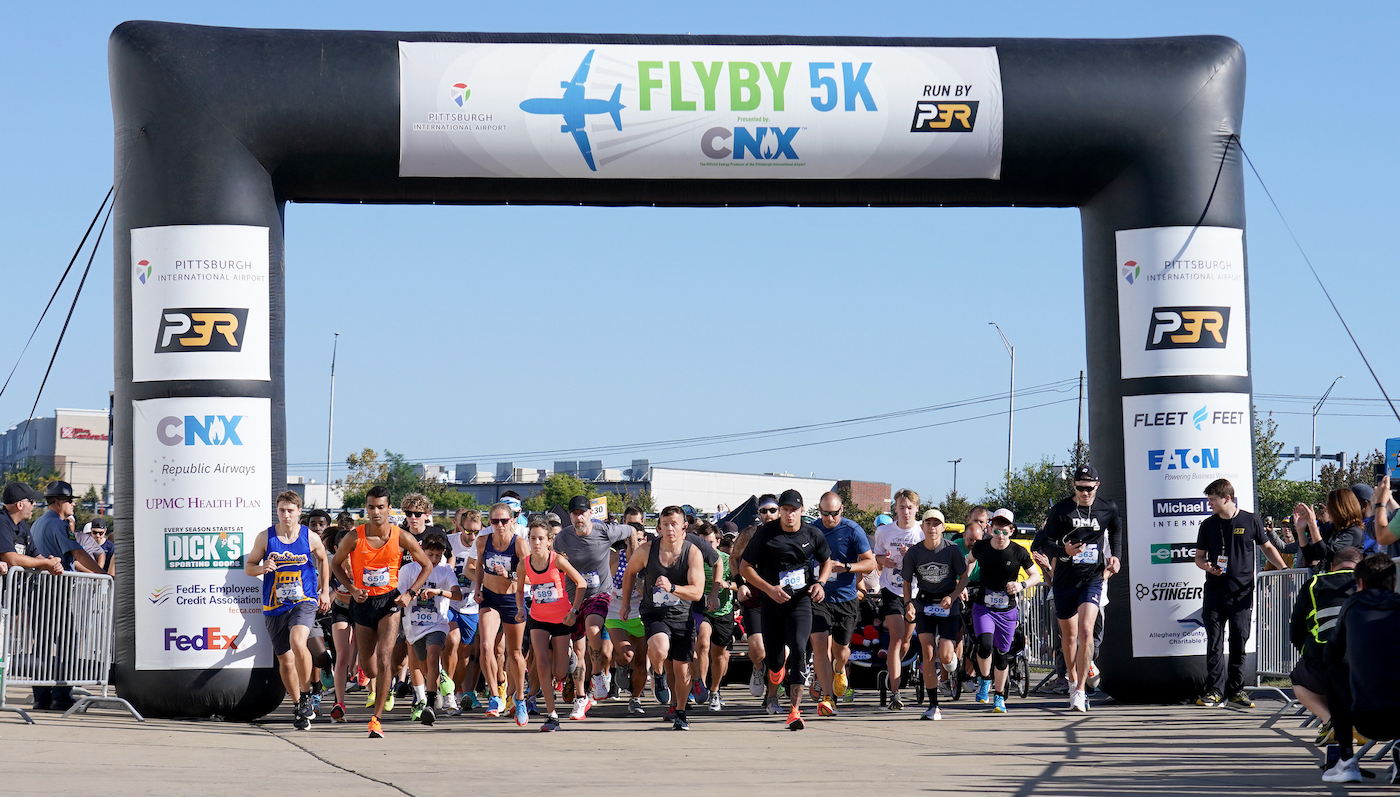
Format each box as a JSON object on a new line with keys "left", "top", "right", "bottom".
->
{"left": 136, "top": 259, "right": 152, "bottom": 285}
{"left": 450, "top": 82, "right": 471, "bottom": 107}
{"left": 1121, "top": 259, "right": 1140, "bottom": 285}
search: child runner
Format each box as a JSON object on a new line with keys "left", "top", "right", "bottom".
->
{"left": 520, "top": 518, "right": 590, "bottom": 731}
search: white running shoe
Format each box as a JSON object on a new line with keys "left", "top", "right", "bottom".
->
{"left": 709, "top": 692, "right": 724, "bottom": 712}
{"left": 569, "top": 696, "right": 592, "bottom": 720}
{"left": 1070, "top": 690, "right": 1087, "bottom": 713}
{"left": 441, "top": 693, "right": 460, "bottom": 713}
{"left": 1322, "top": 757, "right": 1363, "bottom": 783}
{"left": 592, "top": 673, "right": 611, "bottom": 702}
{"left": 921, "top": 706, "right": 942, "bottom": 721}
{"left": 765, "top": 699, "right": 782, "bottom": 715}
{"left": 749, "top": 667, "right": 765, "bottom": 698}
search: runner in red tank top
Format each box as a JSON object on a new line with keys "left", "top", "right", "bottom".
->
{"left": 519, "top": 518, "right": 589, "bottom": 731}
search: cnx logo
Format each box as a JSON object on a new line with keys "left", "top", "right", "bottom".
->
{"left": 157, "top": 415, "right": 244, "bottom": 447}
{"left": 1150, "top": 542, "right": 1198, "bottom": 565}
{"left": 155, "top": 307, "right": 247, "bottom": 353}
{"left": 1147, "top": 448, "right": 1220, "bottom": 471}
{"left": 700, "top": 126, "right": 799, "bottom": 160}
{"left": 1146, "top": 306, "right": 1230, "bottom": 350}
{"left": 909, "top": 100, "right": 978, "bottom": 132}
{"left": 164, "top": 626, "right": 237, "bottom": 651}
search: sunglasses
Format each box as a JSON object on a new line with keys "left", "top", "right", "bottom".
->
{"left": 819, "top": 510, "right": 842, "bottom": 517}
{"left": 405, "top": 511, "right": 427, "bottom": 518}
{"left": 758, "top": 508, "right": 778, "bottom": 514}
{"left": 490, "top": 518, "right": 513, "bottom": 526}
{"left": 1074, "top": 484, "right": 1097, "bottom": 493}
{"left": 991, "top": 528, "right": 1012, "bottom": 536}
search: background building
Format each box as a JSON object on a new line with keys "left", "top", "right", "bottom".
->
{"left": 0, "top": 408, "right": 110, "bottom": 500}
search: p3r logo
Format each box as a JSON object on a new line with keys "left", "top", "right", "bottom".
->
{"left": 909, "top": 100, "right": 978, "bottom": 132}
{"left": 1145, "top": 306, "right": 1230, "bottom": 350}
{"left": 155, "top": 308, "right": 248, "bottom": 353}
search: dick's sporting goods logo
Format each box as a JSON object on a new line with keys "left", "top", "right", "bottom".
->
{"left": 1150, "top": 542, "right": 1197, "bottom": 565}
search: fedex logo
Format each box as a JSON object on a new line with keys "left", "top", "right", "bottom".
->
{"left": 164, "top": 626, "right": 237, "bottom": 651}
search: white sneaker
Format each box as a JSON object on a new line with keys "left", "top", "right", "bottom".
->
{"left": 749, "top": 668, "right": 765, "bottom": 697}
{"left": 709, "top": 692, "right": 724, "bottom": 712}
{"left": 1070, "top": 690, "right": 1087, "bottom": 713}
{"left": 569, "top": 696, "right": 592, "bottom": 720}
{"left": 921, "top": 706, "right": 942, "bottom": 721}
{"left": 592, "top": 673, "right": 610, "bottom": 702}
{"left": 1322, "top": 757, "right": 1362, "bottom": 783}
{"left": 765, "top": 699, "right": 782, "bottom": 715}
{"left": 441, "top": 693, "right": 460, "bottom": 713}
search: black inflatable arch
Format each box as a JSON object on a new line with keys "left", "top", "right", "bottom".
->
{"left": 111, "top": 22, "right": 1249, "bottom": 717}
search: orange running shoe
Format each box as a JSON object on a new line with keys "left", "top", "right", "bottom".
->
{"left": 786, "top": 706, "right": 805, "bottom": 731}
{"left": 816, "top": 697, "right": 837, "bottom": 717}
{"left": 367, "top": 716, "right": 383, "bottom": 738}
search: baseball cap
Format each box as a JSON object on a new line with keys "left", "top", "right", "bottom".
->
{"left": 1351, "top": 484, "right": 1375, "bottom": 506}
{"left": 88, "top": 516, "right": 107, "bottom": 530}
{"left": 778, "top": 489, "right": 804, "bottom": 509}
{"left": 990, "top": 508, "right": 1015, "bottom": 525}
{"left": 544, "top": 512, "right": 563, "bottom": 526}
{"left": 567, "top": 495, "right": 591, "bottom": 513}
{"left": 1071, "top": 464, "right": 1100, "bottom": 482}
{"left": 2, "top": 482, "right": 41, "bottom": 504}
{"left": 874, "top": 513, "right": 893, "bottom": 528}
{"left": 920, "top": 508, "right": 946, "bottom": 524}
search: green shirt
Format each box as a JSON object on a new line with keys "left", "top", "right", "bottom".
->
{"left": 704, "top": 551, "right": 735, "bottom": 618}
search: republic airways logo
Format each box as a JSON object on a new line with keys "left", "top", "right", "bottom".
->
{"left": 450, "top": 82, "right": 471, "bottom": 106}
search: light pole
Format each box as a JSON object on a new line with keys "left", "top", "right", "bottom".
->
{"left": 325, "top": 332, "right": 340, "bottom": 508}
{"left": 1311, "top": 375, "right": 1343, "bottom": 481}
{"left": 989, "top": 322, "right": 1015, "bottom": 496}
{"left": 948, "top": 458, "right": 962, "bottom": 495}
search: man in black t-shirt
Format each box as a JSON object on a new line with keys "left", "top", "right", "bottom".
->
{"left": 1193, "top": 478, "right": 1288, "bottom": 708}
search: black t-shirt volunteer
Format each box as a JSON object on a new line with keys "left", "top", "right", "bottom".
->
{"left": 900, "top": 539, "right": 967, "bottom": 602}
{"left": 741, "top": 520, "right": 831, "bottom": 602}
{"left": 971, "top": 538, "right": 1034, "bottom": 611}
{"left": 1038, "top": 496, "right": 1123, "bottom": 588}
{"left": 1196, "top": 508, "right": 1267, "bottom": 595}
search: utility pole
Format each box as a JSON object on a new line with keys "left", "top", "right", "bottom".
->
{"left": 1075, "top": 369, "right": 1085, "bottom": 466}
{"left": 989, "top": 322, "right": 1015, "bottom": 496}
{"left": 948, "top": 458, "right": 962, "bottom": 495}
{"left": 325, "top": 332, "right": 340, "bottom": 508}
{"left": 1311, "top": 375, "right": 1343, "bottom": 481}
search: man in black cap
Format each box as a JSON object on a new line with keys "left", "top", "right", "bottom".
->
{"left": 1033, "top": 463, "right": 1121, "bottom": 713}
{"left": 0, "top": 482, "right": 61, "bottom": 575}
{"left": 27, "top": 480, "right": 100, "bottom": 711}
{"left": 738, "top": 488, "right": 831, "bottom": 730}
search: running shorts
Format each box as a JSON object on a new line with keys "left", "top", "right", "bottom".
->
{"left": 812, "top": 598, "right": 859, "bottom": 646}
{"left": 878, "top": 588, "right": 906, "bottom": 620}
{"left": 605, "top": 617, "right": 646, "bottom": 639}
{"left": 913, "top": 600, "right": 963, "bottom": 641}
{"left": 348, "top": 591, "right": 401, "bottom": 630}
{"left": 1052, "top": 579, "right": 1104, "bottom": 621}
{"left": 527, "top": 617, "right": 574, "bottom": 638}
{"left": 480, "top": 588, "right": 523, "bottom": 625}
{"left": 265, "top": 601, "right": 316, "bottom": 656}
{"left": 705, "top": 612, "right": 737, "bottom": 649}
{"left": 411, "top": 631, "right": 446, "bottom": 659}
{"left": 642, "top": 613, "right": 695, "bottom": 662}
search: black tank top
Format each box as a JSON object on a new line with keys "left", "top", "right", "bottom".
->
{"left": 641, "top": 539, "right": 693, "bottom": 620}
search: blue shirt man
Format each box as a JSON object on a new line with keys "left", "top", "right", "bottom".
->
{"left": 808, "top": 491, "right": 877, "bottom": 713}
{"left": 29, "top": 482, "right": 98, "bottom": 573}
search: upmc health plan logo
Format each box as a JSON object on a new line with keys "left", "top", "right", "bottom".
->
{"left": 156, "top": 415, "right": 244, "bottom": 447}
{"left": 450, "top": 82, "right": 471, "bottom": 106}
{"left": 1145, "top": 306, "right": 1230, "bottom": 350}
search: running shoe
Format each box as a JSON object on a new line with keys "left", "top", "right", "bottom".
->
{"left": 765, "top": 698, "right": 782, "bottom": 715}
{"left": 975, "top": 679, "right": 992, "bottom": 704}
{"left": 1226, "top": 691, "right": 1255, "bottom": 709}
{"left": 749, "top": 667, "right": 765, "bottom": 697}
{"left": 921, "top": 706, "right": 942, "bottom": 721}
{"left": 410, "top": 698, "right": 425, "bottom": 722}
{"left": 833, "top": 672, "right": 849, "bottom": 700}
{"left": 330, "top": 702, "right": 346, "bottom": 723}
{"left": 1314, "top": 720, "right": 1335, "bottom": 746}
{"left": 442, "top": 693, "right": 460, "bottom": 713}
{"left": 345, "top": 682, "right": 366, "bottom": 694}
{"left": 817, "top": 697, "right": 837, "bottom": 717}
{"left": 355, "top": 669, "right": 369, "bottom": 688}
{"left": 394, "top": 679, "right": 413, "bottom": 700}
{"left": 293, "top": 693, "right": 311, "bottom": 720}
{"left": 1195, "top": 691, "right": 1224, "bottom": 708}
{"left": 654, "top": 672, "right": 671, "bottom": 706}
{"left": 1070, "top": 690, "right": 1087, "bottom": 713}
{"left": 664, "top": 706, "right": 677, "bottom": 722}
{"left": 889, "top": 692, "right": 905, "bottom": 712}
{"left": 363, "top": 690, "right": 376, "bottom": 709}
{"left": 570, "top": 696, "right": 592, "bottom": 720}
{"left": 293, "top": 714, "right": 310, "bottom": 731}
{"left": 592, "top": 672, "right": 611, "bottom": 701}
{"left": 526, "top": 694, "right": 539, "bottom": 716}
{"left": 438, "top": 673, "right": 455, "bottom": 698}
{"left": 466, "top": 691, "right": 483, "bottom": 711}
{"left": 786, "top": 707, "right": 805, "bottom": 731}
{"left": 420, "top": 702, "right": 436, "bottom": 726}
{"left": 628, "top": 697, "right": 645, "bottom": 716}
{"left": 367, "top": 716, "right": 383, "bottom": 739}
{"left": 1388, "top": 747, "right": 1399, "bottom": 784}
{"left": 484, "top": 695, "right": 503, "bottom": 718}
{"left": 320, "top": 670, "right": 334, "bottom": 691}
{"left": 673, "top": 711, "right": 690, "bottom": 731}
{"left": 383, "top": 693, "right": 395, "bottom": 713}
{"left": 309, "top": 693, "right": 322, "bottom": 720}
{"left": 1322, "top": 757, "right": 1363, "bottom": 783}
{"left": 840, "top": 688, "right": 856, "bottom": 704}
{"left": 692, "top": 678, "right": 711, "bottom": 705}
{"left": 541, "top": 714, "right": 561, "bottom": 733}
{"left": 514, "top": 701, "right": 529, "bottom": 727}
{"left": 709, "top": 692, "right": 724, "bottom": 712}
{"left": 993, "top": 694, "right": 1007, "bottom": 714}
{"left": 768, "top": 666, "right": 787, "bottom": 687}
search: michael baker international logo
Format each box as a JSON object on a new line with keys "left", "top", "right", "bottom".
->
{"left": 450, "top": 82, "right": 471, "bottom": 106}
{"left": 136, "top": 259, "right": 152, "bottom": 285}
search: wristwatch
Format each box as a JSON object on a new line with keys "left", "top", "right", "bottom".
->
{"left": 408, "top": 589, "right": 420, "bottom": 599}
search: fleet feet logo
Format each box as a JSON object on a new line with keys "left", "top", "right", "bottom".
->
{"left": 149, "top": 585, "right": 173, "bottom": 605}
{"left": 1121, "top": 259, "right": 1140, "bottom": 285}
{"left": 1192, "top": 406, "right": 1209, "bottom": 430}
{"left": 136, "top": 259, "right": 152, "bottom": 285}
{"left": 450, "top": 82, "right": 471, "bottom": 106}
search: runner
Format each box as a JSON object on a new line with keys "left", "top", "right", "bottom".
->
{"left": 703, "top": 526, "right": 740, "bottom": 711}
{"left": 552, "top": 495, "right": 637, "bottom": 715}
{"left": 809, "top": 491, "right": 875, "bottom": 717}
{"left": 472, "top": 502, "right": 531, "bottom": 725}
{"left": 901, "top": 508, "right": 971, "bottom": 721}
{"left": 621, "top": 506, "right": 706, "bottom": 730}
{"left": 1035, "top": 464, "right": 1122, "bottom": 712}
{"left": 245, "top": 491, "right": 331, "bottom": 730}
{"left": 739, "top": 489, "right": 832, "bottom": 731}
{"left": 872, "top": 489, "right": 924, "bottom": 711}
{"left": 731, "top": 494, "right": 779, "bottom": 704}
{"left": 331, "top": 485, "right": 434, "bottom": 738}
{"left": 969, "top": 509, "right": 1041, "bottom": 713}
{"left": 520, "top": 518, "right": 589, "bottom": 732}
{"left": 311, "top": 509, "right": 356, "bottom": 722}
{"left": 604, "top": 522, "right": 650, "bottom": 715}
{"left": 398, "top": 532, "right": 461, "bottom": 726}
{"left": 446, "top": 509, "right": 482, "bottom": 713}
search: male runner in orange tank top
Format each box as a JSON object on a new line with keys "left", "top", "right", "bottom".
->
{"left": 332, "top": 485, "right": 432, "bottom": 738}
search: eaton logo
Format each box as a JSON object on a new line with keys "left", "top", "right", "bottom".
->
{"left": 163, "top": 626, "right": 237, "bottom": 651}
{"left": 701, "top": 126, "right": 800, "bottom": 160}
{"left": 1153, "top": 497, "right": 1211, "bottom": 517}
{"left": 156, "top": 415, "right": 244, "bottom": 447}
{"left": 1147, "top": 448, "right": 1220, "bottom": 471}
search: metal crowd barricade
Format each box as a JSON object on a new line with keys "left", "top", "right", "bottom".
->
{"left": 1, "top": 568, "right": 143, "bottom": 723}
{"left": 1022, "top": 585, "right": 1057, "bottom": 670}
{"left": 1254, "top": 567, "right": 1310, "bottom": 680}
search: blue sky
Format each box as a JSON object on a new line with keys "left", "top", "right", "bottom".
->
{"left": 2, "top": 2, "right": 1396, "bottom": 501}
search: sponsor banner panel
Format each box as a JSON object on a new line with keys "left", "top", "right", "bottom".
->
{"left": 130, "top": 225, "right": 270, "bottom": 383}
{"left": 1122, "top": 392, "right": 1255, "bottom": 658}
{"left": 1116, "top": 227, "right": 1247, "bottom": 379}
{"left": 399, "top": 43, "right": 1003, "bottom": 179}
{"left": 133, "top": 396, "right": 272, "bottom": 670}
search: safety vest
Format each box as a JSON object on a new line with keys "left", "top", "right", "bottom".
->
{"left": 1306, "top": 569, "right": 1356, "bottom": 645}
